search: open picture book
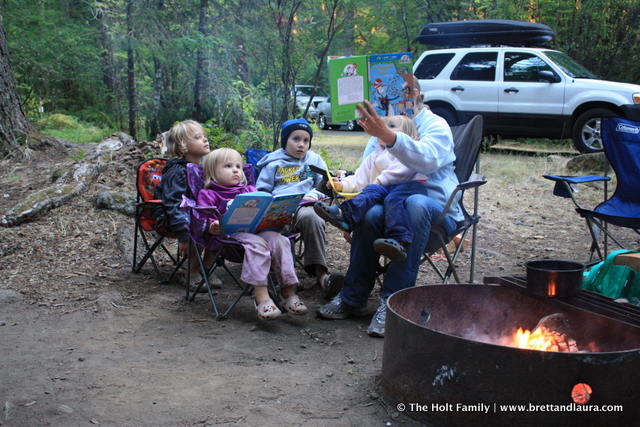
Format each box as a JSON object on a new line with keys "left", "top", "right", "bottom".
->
{"left": 327, "top": 52, "right": 414, "bottom": 123}
{"left": 221, "top": 192, "right": 304, "bottom": 235}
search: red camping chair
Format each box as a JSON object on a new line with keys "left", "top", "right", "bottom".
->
{"left": 132, "top": 158, "right": 185, "bottom": 283}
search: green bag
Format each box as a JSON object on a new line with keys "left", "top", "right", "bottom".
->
{"left": 582, "top": 249, "right": 640, "bottom": 304}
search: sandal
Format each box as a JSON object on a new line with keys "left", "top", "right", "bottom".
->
{"left": 373, "top": 238, "right": 408, "bottom": 262}
{"left": 184, "top": 272, "right": 207, "bottom": 293}
{"left": 322, "top": 272, "right": 344, "bottom": 300}
{"left": 206, "top": 271, "right": 223, "bottom": 289}
{"left": 255, "top": 298, "right": 282, "bottom": 320}
{"left": 283, "top": 294, "right": 308, "bottom": 315}
{"left": 313, "top": 202, "right": 351, "bottom": 232}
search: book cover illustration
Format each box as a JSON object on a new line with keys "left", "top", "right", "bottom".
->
{"left": 327, "top": 55, "right": 370, "bottom": 123}
{"left": 368, "top": 52, "right": 414, "bottom": 117}
{"left": 221, "top": 192, "right": 304, "bottom": 235}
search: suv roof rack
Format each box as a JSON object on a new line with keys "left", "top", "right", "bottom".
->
{"left": 416, "top": 19, "right": 554, "bottom": 48}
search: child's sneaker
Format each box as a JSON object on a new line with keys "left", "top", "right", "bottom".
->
{"left": 373, "top": 238, "right": 407, "bottom": 262}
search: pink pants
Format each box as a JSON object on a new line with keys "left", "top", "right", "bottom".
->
{"left": 230, "top": 231, "right": 298, "bottom": 287}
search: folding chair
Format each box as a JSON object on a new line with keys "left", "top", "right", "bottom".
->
{"left": 373, "top": 115, "right": 486, "bottom": 284}
{"left": 543, "top": 116, "right": 640, "bottom": 260}
{"left": 181, "top": 162, "right": 285, "bottom": 320}
{"left": 420, "top": 114, "right": 486, "bottom": 283}
{"left": 245, "top": 148, "right": 270, "bottom": 179}
{"left": 132, "top": 158, "right": 185, "bottom": 283}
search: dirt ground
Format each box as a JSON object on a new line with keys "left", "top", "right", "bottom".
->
{"left": 1, "top": 132, "right": 638, "bottom": 427}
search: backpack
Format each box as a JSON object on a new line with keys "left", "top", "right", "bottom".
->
{"left": 582, "top": 249, "right": 640, "bottom": 305}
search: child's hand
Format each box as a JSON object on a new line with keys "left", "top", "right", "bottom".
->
{"left": 209, "top": 220, "right": 221, "bottom": 235}
{"left": 329, "top": 177, "right": 343, "bottom": 191}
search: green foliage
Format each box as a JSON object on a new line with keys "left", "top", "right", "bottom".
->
{"left": 3, "top": 0, "right": 640, "bottom": 150}
{"left": 35, "top": 114, "right": 113, "bottom": 144}
{"left": 202, "top": 123, "right": 236, "bottom": 149}
{"left": 36, "top": 114, "right": 83, "bottom": 130}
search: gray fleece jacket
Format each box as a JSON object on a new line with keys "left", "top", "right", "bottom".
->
{"left": 255, "top": 148, "right": 327, "bottom": 201}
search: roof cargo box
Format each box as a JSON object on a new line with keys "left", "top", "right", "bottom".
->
{"left": 417, "top": 19, "right": 554, "bottom": 47}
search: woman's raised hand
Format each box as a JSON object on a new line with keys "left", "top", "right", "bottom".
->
{"left": 357, "top": 100, "right": 397, "bottom": 147}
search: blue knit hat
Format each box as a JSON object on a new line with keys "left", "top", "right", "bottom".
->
{"left": 281, "top": 118, "right": 313, "bottom": 149}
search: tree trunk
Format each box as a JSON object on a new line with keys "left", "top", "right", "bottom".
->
{"left": 193, "top": 0, "right": 209, "bottom": 123}
{"left": 97, "top": 6, "right": 119, "bottom": 122}
{"left": 126, "top": 0, "right": 137, "bottom": 139}
{"left": 0, "top": 16, "right": 34, "bottom": 156}
{"left": 149, "top": 0, "right": 165, "bottom": 138}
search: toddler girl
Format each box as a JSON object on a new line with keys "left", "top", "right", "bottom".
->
{"left": 314, "top": 115, "right": 429, "bottom": 261}
{"left": 197, "top": 147, "right": 307, "bottom": 320}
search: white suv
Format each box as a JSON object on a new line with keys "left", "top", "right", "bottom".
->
{"left": 413, "top": 46, "right": 640, "bottom": 152}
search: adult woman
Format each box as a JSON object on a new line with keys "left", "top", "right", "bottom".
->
{"left": 316, "top": 80, "right": 463, "bottom": 337}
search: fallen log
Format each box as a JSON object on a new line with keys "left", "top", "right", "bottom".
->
{"left": 0, "top": 132, "right": 137, "bottom": 227}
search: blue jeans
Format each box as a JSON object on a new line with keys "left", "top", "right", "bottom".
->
{"left": 340, "top": 194, "right": 456, "bottom": 307}
{"left": 340, "top": 181, "right": 429, "bottom": 244}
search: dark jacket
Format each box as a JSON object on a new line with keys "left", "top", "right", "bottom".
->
{"left": 159, "top": 158, "right": 190, "bottom": 242}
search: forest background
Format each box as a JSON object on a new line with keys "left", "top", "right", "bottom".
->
{"left": 2, "top": 0, "right": 640, "bottom": 155}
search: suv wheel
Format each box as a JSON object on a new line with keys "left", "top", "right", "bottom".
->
{"left": 318, "top": 115, "right": 328, "bottom": 130}
{"left": 430, "top": 106, "right": 458, "bottom": 125}
{"left": 572, "top": 108, "right": 615, "bottom": 153}
{"left": 347, "top": 120, "right": 359, "bottom": 131}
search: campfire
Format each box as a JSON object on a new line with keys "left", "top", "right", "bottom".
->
{"left": 510, "top": 313, "right": 580, "bottom": 352}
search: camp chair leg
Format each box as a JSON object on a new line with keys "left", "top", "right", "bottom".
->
{"left": 133, "top": 229, "right": 167, "bottom": 281}
{"left": 586, "top": 217, "right": 630, "bottom": 261}
{"left": 469, "top": 222, "right": 479, "bottom": 283}
{"left": 441, "top": 238, "right": 462, "bottom": 284}
{"left": 422, "top": 253, "right": 446, "bottom": 282}
{"left": 586, "top": 218, "right": 604, "bottom": 261}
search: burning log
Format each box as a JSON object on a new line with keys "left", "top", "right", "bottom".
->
{"left": 531, "top": 313, "right": 580, "bottom": 352}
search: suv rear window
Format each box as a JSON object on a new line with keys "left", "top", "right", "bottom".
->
{"left": 450, "top": 52, "right": 497, "bottom": 81}
{"left": 413, "top": 53, "right": 455, "bottom": 80}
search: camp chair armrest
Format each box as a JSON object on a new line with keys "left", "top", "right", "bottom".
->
{"left": 433, "top": 177, "right": 484, "bottom": 224}
{"left": 543, "top": 174, "right": 611, "bottom": 201}
{"left": 543, "top": 174, "right": 611, "bottom": 185}
{"left": 457, "top": 173, "right": 487, "bottom": 191}
{"left": 191, "top": 206, "right": 223, "bottom": 223}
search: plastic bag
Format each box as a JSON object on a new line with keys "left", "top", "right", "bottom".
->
{"left": 582, "top": 249, "right": 640, "bottom": 304}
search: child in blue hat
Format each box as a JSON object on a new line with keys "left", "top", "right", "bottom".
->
{"left": 256, "top": 118, "right": 344, "bottom": 299}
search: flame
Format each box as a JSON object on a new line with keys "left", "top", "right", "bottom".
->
{"left": 512, "top": 327, "right": 555, "bottom": 351}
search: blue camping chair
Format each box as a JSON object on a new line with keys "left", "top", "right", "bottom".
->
{"left": 544, "top": 117, "right": 640, "bottom": 260}
{"left": 245, "top": 148, "right": 271, "bottom": 180}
